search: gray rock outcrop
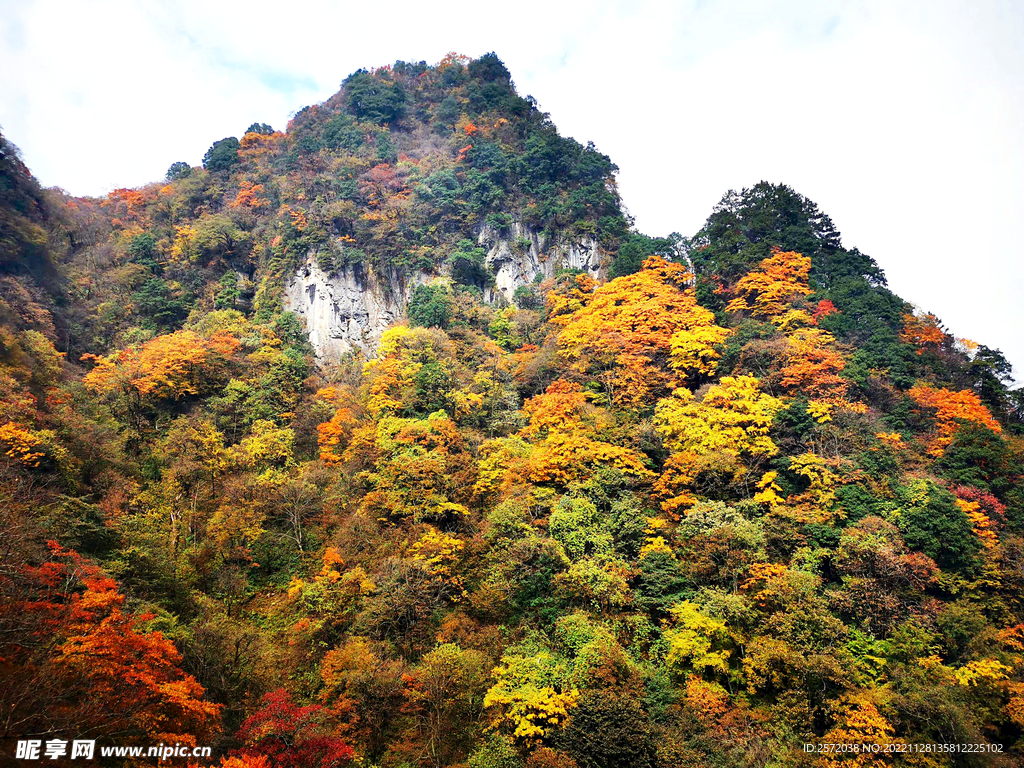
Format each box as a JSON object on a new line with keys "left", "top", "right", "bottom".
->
{"left": 282, "top": 255, "right": 428, "bottom": 360}
{"left": 477, "top": 219, "right": 602, "bottom": 303}
{"left": 283, "top": 218, "right": 604, "bottom": 361}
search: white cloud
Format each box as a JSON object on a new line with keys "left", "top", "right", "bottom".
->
{"left": 1, "top": 0, "right": 1021, "bottom": 379}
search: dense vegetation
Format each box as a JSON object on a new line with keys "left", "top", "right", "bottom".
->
{"left": 2, "top": 53, "right": 1024, "bottom": 768}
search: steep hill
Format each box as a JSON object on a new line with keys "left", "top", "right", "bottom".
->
{"left": 1, "top": 53, "right": 1023, "bottom": 768}
{"left": 43, "top": 53, "right": 630, "bottom": 362}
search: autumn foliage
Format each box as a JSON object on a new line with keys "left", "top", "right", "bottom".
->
{"left": 83, "top": 329, "right": 239, "bottom": 403}
{"left": 235, "top": 689, "right": 353, "bottom": 767}
{"left": 0, "top": 543, "right": 220, "bottom": 745}
{"left": 725, "top": 248, "right": 812, "bottom": 323}
{"left": 909, "top": 382, "right": 1003, "bottom": 454}
{"left": 557, "top": 256, "right": 730, "bottom": 407}
{"left": 901, "top": 311, "right": 946, "bottom": 354}
{"left": 1, "top": 60, "right": 1022, "bottom": 768}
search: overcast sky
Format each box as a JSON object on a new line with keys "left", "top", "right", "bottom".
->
{"left": 2, "top": 0, "right": 1021, "bottom": 381}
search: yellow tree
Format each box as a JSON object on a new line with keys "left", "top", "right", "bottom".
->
{"left": 654, "top": 376, "right": 782, "bottom": 514}
{"left": 409, "top": 527, "right": 468, "bottom": 601}
{"left": 663, "top": 601, "right": 732, "bottom": 678}
{"left": 360, "top": 325, "right": 465, "bottom": 419}
{"left": 516, "top": 379, "right": 652, "bottom": 486}
{"left": 354, "top": 411, "right": 477, "bottom": 524}
{"left": 483, "top": 651, "right": 578, "bottom": 746}
{"left": 654, "top": 376, "right": 782, "bottom": 459}
{"left": 0, "top": 422, "right": 48, "bottom": 467}
{"left": 545, "top": 273, "right": 596, "bottom": 326}
{"left": 786, "top": 452, "right": 839, "bottom": 522}
{"left": 556, "top": 256, "right": 730, "bottom": 408}
{"left": 362, "top": 326, "right": 423, "bottom": 417}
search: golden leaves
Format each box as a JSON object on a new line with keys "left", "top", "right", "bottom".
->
{"left": 725, "top": 248, "right": 812, "bottom": 321}
{"left": 663, "top": 601, "right": 732, "bottom": 676}
{"left": 0, "top": 422, "right": 47, "bottom": 467}
{"left": 410, "top": 526, "right": 467, "bottom": 598}
{"left": 483, "top": 652, "right": 579, "bottom": 745}
{"left": 555, "top": 256, "right": 730, "bottom": 408}
{"left": 83, "top": 330, "right": 236, "bottom": 402}
{"left": 654, "top": 376, "right": 782, "bottom": 459}
{"left": 517, "top": 380, "right": 653, "bottom": 486}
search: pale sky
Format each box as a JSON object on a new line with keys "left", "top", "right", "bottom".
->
{"left": 2, "top": 0, "right": 1021, "bottom": 381}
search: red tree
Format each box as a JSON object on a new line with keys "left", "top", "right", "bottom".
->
{"left": 237, "top": 689, "right": 354, "bottom": 768}
{"left": 0, "top": 542, "right": 220, "bottom": 744}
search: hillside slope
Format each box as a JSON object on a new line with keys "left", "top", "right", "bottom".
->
{"left": 1, "top": 53, "right": 1023, "bottom": 768}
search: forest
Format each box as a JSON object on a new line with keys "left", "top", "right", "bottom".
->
{"left": 1, "top": 52, "right": 1023, "bottom": 767}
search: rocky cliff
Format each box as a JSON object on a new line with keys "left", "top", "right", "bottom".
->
{"left": 282, "top": 256, "right": 429, "bottom": 360}
{"left": 284, "top": 220, "right": 605, "bottom": 359}
{"left": 478, "top": 219, "right": 603, "bottom": 304}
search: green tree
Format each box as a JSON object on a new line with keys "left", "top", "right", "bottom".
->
{"left": 448, "top": 240, "right": 490, "bottom": 288}
{"left": 165, "top": 161, "right": 192, "bottom": 181}
{"left": 136, "top": 278, "right": 189, "bottom": 329}
{"left": 127, "top": 232, "right": 160, "bottom": 273}
{"left": 898, "top": 481, "right": 981, "bottom": 573}
{"left": 202, "top": 137, "right": 240, "bottom": 172}
{"left": 214, "top": 271, "right": 240, "bottom": 310}
{"left": 343, "top": 70, "right": 406, "bottom": 125}
{"left": 408, "top": 284, "right": 453, "bottom": 329}
{"left": 554, "top": 691, "right": 655, "bottom": 768}
{"left": 468, "top": 52, "right": 512, "bottom": 83}
{"left": 608, "top": 234, "right": 673, "bottom": 278}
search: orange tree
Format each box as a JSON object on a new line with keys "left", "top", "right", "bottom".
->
{"left": 556, "top": 256, "right": 730, "bottom": 408}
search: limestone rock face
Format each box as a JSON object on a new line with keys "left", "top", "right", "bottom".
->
{"left": 282, "top": 255, "right": 428, "bottom": 360}
{"left": 283, "top": 219, "right": 603, "bottom": 362}
{"left": 477, "top": 219, "right": 602, "bottom": 304}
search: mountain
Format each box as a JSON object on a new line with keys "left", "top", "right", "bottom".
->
{"left": 1, "top": 53, "right": 1023, "bottom": 767}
